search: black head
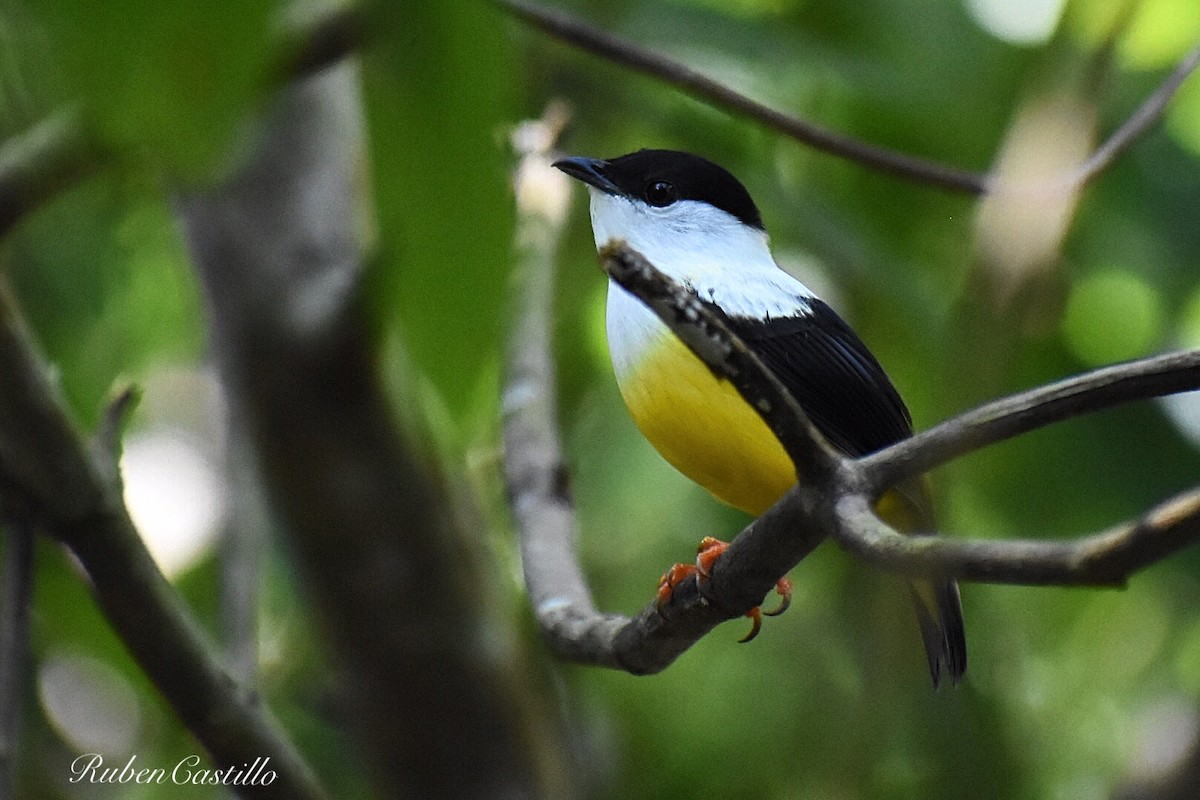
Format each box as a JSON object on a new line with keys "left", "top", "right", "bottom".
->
{"left": 553, "top": 149, "right": 764, "bottom": 231}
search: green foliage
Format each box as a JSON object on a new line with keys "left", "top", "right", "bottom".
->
{"left": 36, "top": 0, "right": 275, "bottom": 175}
{"left": 6, "top": 176, "right": 203, "bottom": 424}
{"left": 362, "top": 1, "right": 516, "bottom": 426}
{"left": 545, "top": 2, "right": 1200, "bottom": 798}
{"left": 4, "top": 0, "right": 1200, "bottom": 798}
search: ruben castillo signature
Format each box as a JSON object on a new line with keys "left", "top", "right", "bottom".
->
{"left": 69, "top": 753, "right": 276, "bottom": 787}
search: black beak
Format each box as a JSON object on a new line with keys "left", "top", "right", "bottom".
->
{"left": 552, "top": 156, "right": 623, "bottom": 196}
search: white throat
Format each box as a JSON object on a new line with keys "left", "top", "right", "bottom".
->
{"left": 589, "top": 189, "right": 816, "bottom": 379}
{"left": 588, "top": 189, "right": 814, "bottom": 317}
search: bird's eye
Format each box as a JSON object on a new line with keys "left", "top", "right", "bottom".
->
{"left": 644, "top": 180, "right": 677, "bottom": 207}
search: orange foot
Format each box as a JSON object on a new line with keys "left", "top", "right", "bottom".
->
{"left": 656, "top": 536, "right": 793, "bottom": 643}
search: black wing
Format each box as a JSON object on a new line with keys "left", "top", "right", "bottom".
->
{"left": 711, "top": 298, "right": 914, "bottom": 458}
{"left": 714, "top": 297, "right": 966, "bottom": 685}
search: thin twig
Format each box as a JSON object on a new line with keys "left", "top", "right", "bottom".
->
{"left": 0, "top": 108, "right": 103, "bottom": 241}
{"left": 93, "top": 384, "right": 140, "bottom": 460}
{"left": 1071, "top": 42, "right": 1200, "bottom": 188}
{"left": 272, "top": 6, "right": 364, "bottom": 82}
{"left": 500, "top": 0, "right": 1200, "bottom": 196}
{"left": 90, "top": 383, "right": 141, "bottom": 497}
{"left": 831, "top": 487, "right": 1200, "bottom": 586}
{"left": 860, "top": 349, "right": 1200, "bottom": 497}
{"left": 498, "top": 0, "right": 990, "bottom": 194}
{"left": 0, "top": 521, "right": 35, "bottom": 800}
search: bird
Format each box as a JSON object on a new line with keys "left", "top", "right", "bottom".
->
{"left": 553, "top": 148, "right": 966, "bottom": 687}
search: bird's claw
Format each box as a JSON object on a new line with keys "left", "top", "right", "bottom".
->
{"left": 764, "top": 577, "right": 793, "bottom": 617}
{"left": 656, "top": 537, "right": 793, "bottom": 643}
{"left": 656, "top": 562, "right": 698, "bottom": 610}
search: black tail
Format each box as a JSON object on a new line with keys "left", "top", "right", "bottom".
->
{"left": 910, "top": 578, "right": 967, "bottom": 688}
{"left": 881, "top": 478, "right": 967, "bottom": 687}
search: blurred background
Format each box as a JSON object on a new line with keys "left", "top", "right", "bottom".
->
{"left": 3, "top": 0, "right": 1200, "bottom": 798}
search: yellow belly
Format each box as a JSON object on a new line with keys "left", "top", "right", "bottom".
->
{"left": 616, "top": 333, "right": 795, "bottom": 516}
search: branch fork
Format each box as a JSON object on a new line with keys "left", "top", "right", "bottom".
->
{"left": 506, "top": 235, "right": 1200, "bottom": 674}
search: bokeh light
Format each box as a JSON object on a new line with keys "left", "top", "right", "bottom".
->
{"left": 964, "top": 0, "right": 1066, "bottom": 45}
{"left": 38, "top": 652, "right": 141, "bottom": 757}
{"left": 122, "top": 428, "right": 227, "bottom": 579}
{"left": 1061, "top": 270, "right": 1164, "bottom": 365}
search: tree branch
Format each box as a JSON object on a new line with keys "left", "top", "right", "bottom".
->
{"left": 831, "top": 488, "right": 1200, "bottom": 586}
{"left": 180, "top": 63, "right": 552, "bottom": 798}
{"left": 859, "top": 349, "right": 1200, "bottom": 496}
{"left": 1071, "top": 42, "right": 1200, "bottom": 189}
{"left": 503, "top": 106, "right": 632, "bottom": 669}
{"left": 0, "top": 282, "right": 329, "bottom": 800}
{"left": 5, "top": 2, "right": 1194, "bottom": 258}
{"left": 604, "top": 243, "right": 1200, "bottom": 585}
{"left": 0, "top": 6, "right": 365, "bottom": 244}
{"left": 271, "top": 5, "right": 364, "bottom": 83}
{"left": 0, "top": 521, "right": 34, "bottom": 800}
{"left": 504, "top": 240, "right": 1200, "bottom": 673}
{"left": 0, "top": 108, "right": 104, "bottom": 242}
{"left": 498, "top": 0, "right": 989, "bottom": 193}
{"left": 499, "top": 0, "right": 1200, "bottom": 195}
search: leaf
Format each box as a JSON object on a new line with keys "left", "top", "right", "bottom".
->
{"left": 361, "top": 1, "right": 515, "bottom": 420}
{"left": 38, "top": 0, "right": 275, "bottom": 175}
